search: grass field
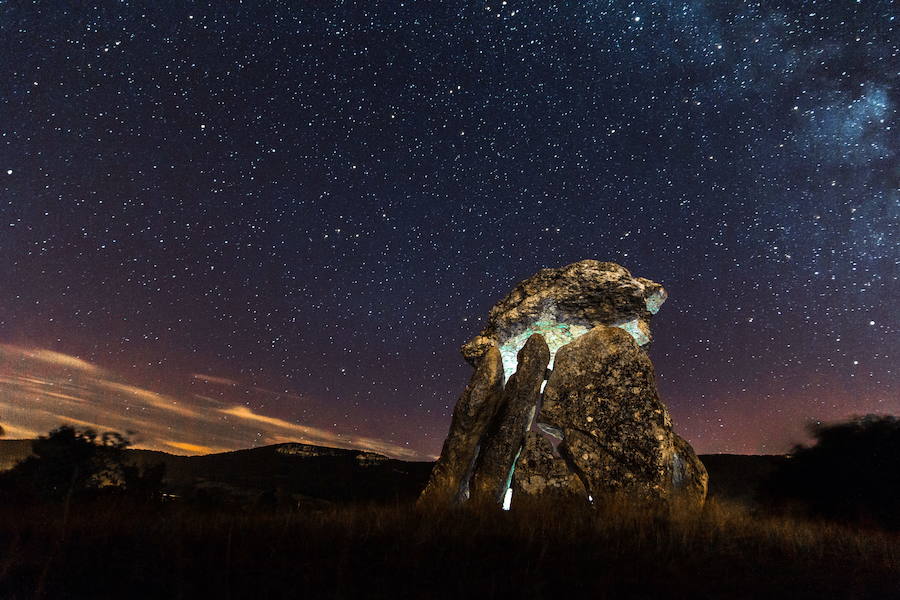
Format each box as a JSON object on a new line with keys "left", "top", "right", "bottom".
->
{"left": 1, "top": 495, "right": 897, "bottom": 599}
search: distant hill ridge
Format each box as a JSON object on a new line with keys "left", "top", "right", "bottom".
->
{"left": 0, "top": 439, "right": 784, "bottom": 505}
{"left": 0, "top": 439, "right": 390, "bottom": 465}
{"left": 0, "top": 439, "right": 431, "bottom": 504}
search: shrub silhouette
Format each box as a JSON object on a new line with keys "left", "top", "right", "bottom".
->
{"left": 769, "top": 414, "right": 900, "bottom": 529}
{"left": 0, "top": 425, "right": 163, "bottom": 502}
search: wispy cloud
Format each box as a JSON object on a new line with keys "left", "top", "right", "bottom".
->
{"left": 220, "top": 405, "right": 424, "bottom": 460}
{"left": 163, "top": 440, "right": 227, "bottom": 455}
{"left": 97, "top": 381, "right": 202, "bottom": 418}
{"left": 191, "top": 373, "right": 239, "bottom": 386}
{"left": 0, "top": 422, "right": 41, "bottom": 439}
{"left": 0, "top": 344, "right": 101, "bottom": 375}
{"left": 251, "top": 386, "right": 304, "bottom": 401}
{"left": 0, "top": 343, "right": 429, "bottom": 460}
{"left": 221, "top": 405, "right": 308, "bottom": 430}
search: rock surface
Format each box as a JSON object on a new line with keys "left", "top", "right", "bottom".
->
{"left": 672, "top": 433, "right": 709, "bottom": 507}
{"left": 541, "top": 325, "right": 676, "bottom": 502}
{"left": 418, "top": 346, "right": 505, "bottom": 506}
{"left": 470, "top": 334, "right": 550, "bottom": 505}
{"left": 422, "top": 261, "right": 707, "bottom": 512}
{"left": 460, "top": 260, "right": 667, "bottom": 371}
{"left": 511, "top": 432, "right": 586, "bottom": 499}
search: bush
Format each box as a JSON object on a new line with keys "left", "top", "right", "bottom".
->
{"left": 0, "top": 425, "right": 163, "bottom": 502}
{"left": 769, "top": 415, "right": 900, "bottom": 529}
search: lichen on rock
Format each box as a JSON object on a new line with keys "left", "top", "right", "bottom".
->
{"left": 541, "top": 325, "right": 676, "bottom": 502}
{"left": 460, "top": 260, "right": 667, "bottom": 380}
{"left": 511, "top": 432, "right": 587, "bottom": 499}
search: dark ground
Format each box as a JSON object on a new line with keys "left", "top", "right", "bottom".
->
{"left": 0, "top": 441, "right": 896, "bottom": 599}
{"left": 0, "top": 495, "right": 897, "bottom": 600}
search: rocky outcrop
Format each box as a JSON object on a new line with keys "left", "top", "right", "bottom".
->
{"left": 470, "top": 334, "right": 549, "bottom": 504}
{"left": 421, "top": 261, "right": 706, "bottom": 512}
{"left": 672, "top": 433, "right": 709, "bottom": 507}
{"left": 511, "top": 432, "right": 586, "bottom": 499}
{"left": 460, "top": 260, "right": 667, "bottom": 377}
{"left": 541, "top": 325, "right": 676, "bottom": 502}
{"left": 418, "top": 346, "right": 505, "bottom": 506}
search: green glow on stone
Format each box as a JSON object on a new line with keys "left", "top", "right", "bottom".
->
{"left": 499, "top": 319, "right": 591, "bottom": 381}
{"left": 500, "top": 445, "right": 523, "bottom": 510}
{"left": 498, "top": 316, "right": 651, "bottom": 381}
{"left": 613, "top": 318, "right": 649, "bottom": 346}
{"left": 645, "top": 289, "right": 666, "bottom": 314}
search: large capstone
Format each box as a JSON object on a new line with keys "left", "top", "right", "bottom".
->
{"left": 541, "top": 325, "right": 676, "bottom": 503}
{"left": 461, "top": 260, "right": 667, "bottom": 380}
{"left": 512, "top": 432, "right": 587, "bottom": 500}
{"left": 470, "top": 334, "right": 550, "bottom": 505}
{"left": 418, "top": 346, "right": 505, "bottom": 506}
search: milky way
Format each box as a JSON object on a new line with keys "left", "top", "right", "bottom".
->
{"left": 0, "top": 2, "right": 896, "bottom": 458}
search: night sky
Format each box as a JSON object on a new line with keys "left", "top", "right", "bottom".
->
{"left": 0, "top": 1, "right": 896, "bottom": 459}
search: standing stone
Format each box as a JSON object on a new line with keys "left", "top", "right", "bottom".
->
{"left": 541, "top": 325, "right": 676, "bottom": 502}
{"left": 470, "top": 334, "right": 550, "bottom": 505}
{"left": 512, "top": 432, "right": 587, "bottom": 500}
{"left": 672, "top": 433, "right": 708, "bottom": 507}
{"left": 418, "top": 346, "right": 505, "bottom": 506}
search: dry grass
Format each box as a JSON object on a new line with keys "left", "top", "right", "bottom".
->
{"left": 0, "top": 496, "right": 897, "bottom": 599}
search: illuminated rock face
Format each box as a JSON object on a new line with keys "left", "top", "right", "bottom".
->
{"left": 512, "top": 432, "right": 586, "bottom": 499}
{"left": 461, "top": 260, "right": 667, "bottom": 379}
{"left": 498, "top": 317, "right": 590, "bottom": 382}
{"left": 541, "top": 326, "right": 677, "bottom": 502}
{"left": 422, "top": 261, "right": 706, "bottom": 511}
{"left": 470, "top": 334, "right": 549, "bottom": 505}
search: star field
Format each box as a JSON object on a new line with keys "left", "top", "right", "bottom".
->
{"left": 0, "top": 1, "right": 897, "bottom": 458}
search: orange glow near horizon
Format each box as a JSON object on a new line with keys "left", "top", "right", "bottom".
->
{"left": 0, "top": 344, "right": 431, "bottom": 460}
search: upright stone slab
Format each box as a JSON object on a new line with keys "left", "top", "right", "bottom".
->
{"left": 418, "top": 346, "right": 505, "bottom": 506}
{"left": 512, "top": 432, "right": 587, "bottom": 500}
{"left": 672, "top": 433, "right": 708, "bottom": 507}
{"left": 470, "top": 334, "right": 550, "bottom": 505}
{"left": 541, "top": 325, "right": 676, "bottom": 502}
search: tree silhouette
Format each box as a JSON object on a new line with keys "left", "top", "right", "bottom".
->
{"left": 0, "top": 425, "right": 163, "bottom": 502}
{"left": 769, "top": 415, "right": 900, "bottom": 529}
